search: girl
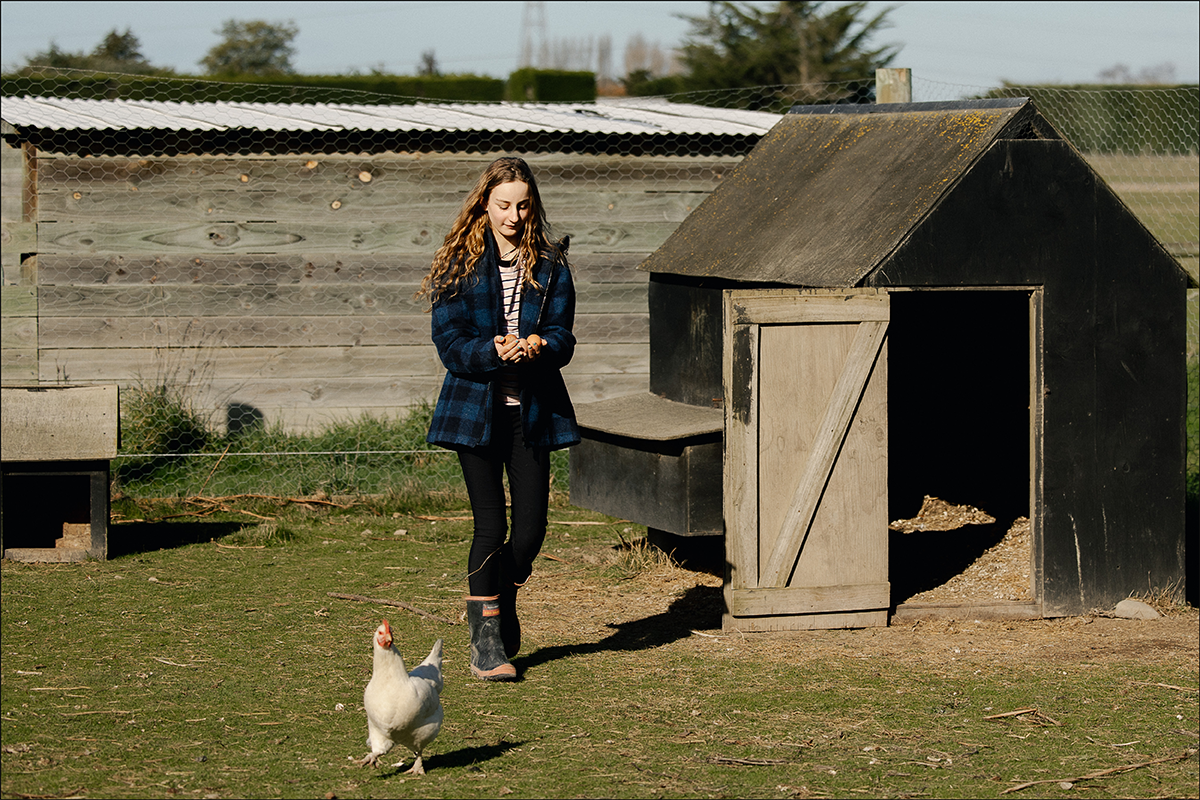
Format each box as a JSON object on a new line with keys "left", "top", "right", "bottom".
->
{"left": 418, "top": 157, "right": 579, "bottom": 681}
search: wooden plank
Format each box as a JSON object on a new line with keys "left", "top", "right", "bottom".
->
{"left": 728, "top": 290, "right": 890, "bottom": 326}
{"left": 129, "top": 376, "right": 449, "bottom": 414}
{"left": 37, "top": 185, "right": 711, "bottom": 225}
{"left": 0, "top": 384, "right": 118, "bottom": 461}
{"left": 37, "top": 311, "right": 646, "bottom": 349}
{"left": 1, "top": 317, "right": 36, "bottom": 350}
{"left": 1, "top": 139, "right": 23, "bottom": 224}
{"left": 0, "top": 372, "right": 641, "bottom": 436}
{"left": 731, "top": 582, "right": 890, "bottom": 616}
{"left": 573, "top": 313, "right": 649, "bottom": 344}
{"left": 36, "top": 220, "right": 678, "bottom": 256}
{"left": 0, "top": 349, "right": 38, "bottom": 383}
{"left": 37, "top": 284, "right": 420, "bottom": 317}
{"left": 723, "top": 299, "right": 760, "bottom": 593}
{"left": 1, "top": 286, "right": 38, "bottom": 316}
{"left": 40, "top": 345, "right": 443, "bottom": 382}
{"left": 722, "top": 609, "right": 887, "bottom": 632}
{"left": 22, "top": 143, "right": 37, "bottom": 223}
{"left": 38, "top": 343, "right": 648, "bottom": 382}
{"left": 38, "top": 314, "right": 430, "bottom": 349}
{"left": 37, "top": 153, "right": 743, "bottom": 193}
{"left": 891, "top": 600, "right": 1042, "bottom": 622}
{"left": 33, "top": 252, "right": 650, "bottom": 286}
{"left": 1, "top": 222, "right": 37, "bottom": 267}
{"left": 36, "top": 283, "right": 646, "bottom": 318}
{"left": 759, "top": 319, "right": 888, "bottom": 587}
{"left": 108, "top": 371, "right": 646, "bottom": 414}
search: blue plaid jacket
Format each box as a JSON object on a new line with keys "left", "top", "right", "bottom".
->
{"left": 426, "top": 231, "right": 580, "bottom": 451}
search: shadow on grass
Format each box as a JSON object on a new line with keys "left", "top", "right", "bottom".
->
{"left": 513, "top": 583, "right": 724, "bottom": 677}
{"left": 108, "top": 520, "right": 250, "bottom": 558}
{"left": 366, "top": 740, "right": 526, "bottom": 777}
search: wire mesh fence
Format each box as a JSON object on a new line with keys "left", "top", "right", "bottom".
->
{"left": 1, "top": 70, "right": 1196, "bottom": 503}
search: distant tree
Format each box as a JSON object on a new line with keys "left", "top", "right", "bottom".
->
{"left": 20, "top": 41, "right": 93, "bottom": 70}
{"left": 640, "top": 1, "right": 898, "bottom": 108}
{"left": 546, "top": 35, "right": 598, "bottom": 72}
{"left": 1096, "top": 62, "right": 1177, "bottom": 85}
{"left": 624, "top": 33, "right": 677, "bottom": 79}
{"left": 93, "top": 29, "right": 144, "bottom": 65}
{"left": 200, "top": 20, "right": 298, "bottom": 76}
{"left": 417, "top": 50, "right": 441, "bottom": 77}
{"left": 15, "top": 28, "right": 170, "bottom": 75}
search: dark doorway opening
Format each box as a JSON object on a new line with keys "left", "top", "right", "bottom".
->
{"left": 887, "top": 289, "right": 1033, "bottom": 604}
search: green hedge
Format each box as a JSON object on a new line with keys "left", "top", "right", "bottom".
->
{"left": 0, "top": 72, "right": 506, "bottom": 104}
{"left": 505, "top": 69, "right": 596, "bottom": 102}
{"left": 984, "top": 84, "right": 1199, "bottom": 155}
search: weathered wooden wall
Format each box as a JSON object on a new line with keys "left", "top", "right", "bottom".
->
{"left": 0, "top": 140, "right": 742, "bottom": 432}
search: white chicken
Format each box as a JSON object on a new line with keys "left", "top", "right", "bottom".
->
{"left": 355, "top": 620, "right": 444, "bottom": 775}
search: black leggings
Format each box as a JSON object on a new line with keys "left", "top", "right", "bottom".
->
{"left": 458, "top": 402, "right": 550, "bottom": 597}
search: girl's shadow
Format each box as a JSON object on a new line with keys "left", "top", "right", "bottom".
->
{"left": 513, "top": 582, "right": 724, "bottom": 675}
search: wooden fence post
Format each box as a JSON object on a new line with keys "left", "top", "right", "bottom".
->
{"left": 876, "top": 68, "right": 912, "bottom": 104}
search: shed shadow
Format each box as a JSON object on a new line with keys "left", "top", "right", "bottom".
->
{"left": 107, "top": 520, "right": 249, "bottom": 557}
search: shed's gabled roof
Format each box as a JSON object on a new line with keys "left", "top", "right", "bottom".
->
{"left": 639, "top": 99, "right": 1063, "bottom": 286}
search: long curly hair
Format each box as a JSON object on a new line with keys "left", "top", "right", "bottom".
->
{"left": 417, "top": 156, "right": 555, "bottom": 303}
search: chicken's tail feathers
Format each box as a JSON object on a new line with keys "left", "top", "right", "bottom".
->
{"left": 410, "top": 638, "right": 444, "bottom": 691}
{"left": 423, "top": 638, "right": 443, "bottom": 666}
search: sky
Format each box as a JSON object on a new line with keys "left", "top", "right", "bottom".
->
{"left": 1, "top": 1, "right": 1197, "bottom": 96}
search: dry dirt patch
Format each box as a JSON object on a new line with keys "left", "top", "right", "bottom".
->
{"left": 519, "top": 530, "right": 1197, "bottom": 671}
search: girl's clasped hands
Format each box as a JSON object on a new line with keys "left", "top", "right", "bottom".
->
{"left": 494, "top": 333, "right": 543, "bottom": 363}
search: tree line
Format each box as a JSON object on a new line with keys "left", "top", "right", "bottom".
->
{"left": 8, "top": 2, "right": 896, "bottom": 103}
{"left": 8, "top": 1, "right": 1184, "bottom": 107}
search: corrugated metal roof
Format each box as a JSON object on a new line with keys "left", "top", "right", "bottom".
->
{"left": 0, "top": 95, "right": 780, "bottom": 138}
{"left": 640, "top": 99, "right": 1059, "bottom": 286}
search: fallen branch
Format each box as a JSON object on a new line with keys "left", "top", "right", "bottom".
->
{"left": 1130, "top": 681, "right": 1199, "bottom": 693}
{"left": 709, "top": 755, "right": 789, "bottom": 766}
{"left": 983, "top": 708, "right": 1037, "bottom": 720}
{"left": 982, "top": 707, "right": 1060, "bottom": 725}
{"left": 153, "top": 657, "right": 199, "bottom": 668}
{"left": 414, "top": 514, "right": 473, "bottom": 521}
{"left": 326, "top": 592, "right": 459, "bottom": 626}
{"left": 215, "top": 543, "right": 265, "bottom": 550}
{"left": 1001, "top": 751, "right": 1196, "bottom": 794}
{"left": 287, "top": 497, "right": 354, "bottom": 509}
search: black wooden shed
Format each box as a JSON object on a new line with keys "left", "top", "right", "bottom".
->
{"left": 570, "top": 98, "right": 1188, "bottom": 623}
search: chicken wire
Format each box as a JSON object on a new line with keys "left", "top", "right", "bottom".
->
{"left": 0, "top": 70, "right": 1195, "bottom": 501}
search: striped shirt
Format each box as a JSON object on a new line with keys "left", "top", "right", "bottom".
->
{"left": 498, "top": 257, "right": 523, "bottom": 406}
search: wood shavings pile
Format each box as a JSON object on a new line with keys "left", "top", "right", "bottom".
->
{"left": 911, "top": 516, "right": 1031, "bottom": 603}
{"left": 889, "top": 495, "right": 996, "bottom": 532}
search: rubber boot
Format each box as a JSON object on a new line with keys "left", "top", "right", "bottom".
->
{"left": 497, "top": 542, "right": 524, "bottom": 659}
{"left": 465, "top": 596, "right": 517, "bottom": 681}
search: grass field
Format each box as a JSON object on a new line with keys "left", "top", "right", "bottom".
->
{"left": 2, "top": 496, "right": 1197, "bottom": 800}
{"left": 1085, "top": 152, "right": 1198, "bottom": 286}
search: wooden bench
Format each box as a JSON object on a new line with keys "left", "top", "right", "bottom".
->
{"left": 1, "top": 385, "right": 118, "bottom": 561}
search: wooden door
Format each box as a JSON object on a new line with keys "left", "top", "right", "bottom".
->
{"left": 723, "top": 289, "right": 890, "bottom": 631}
